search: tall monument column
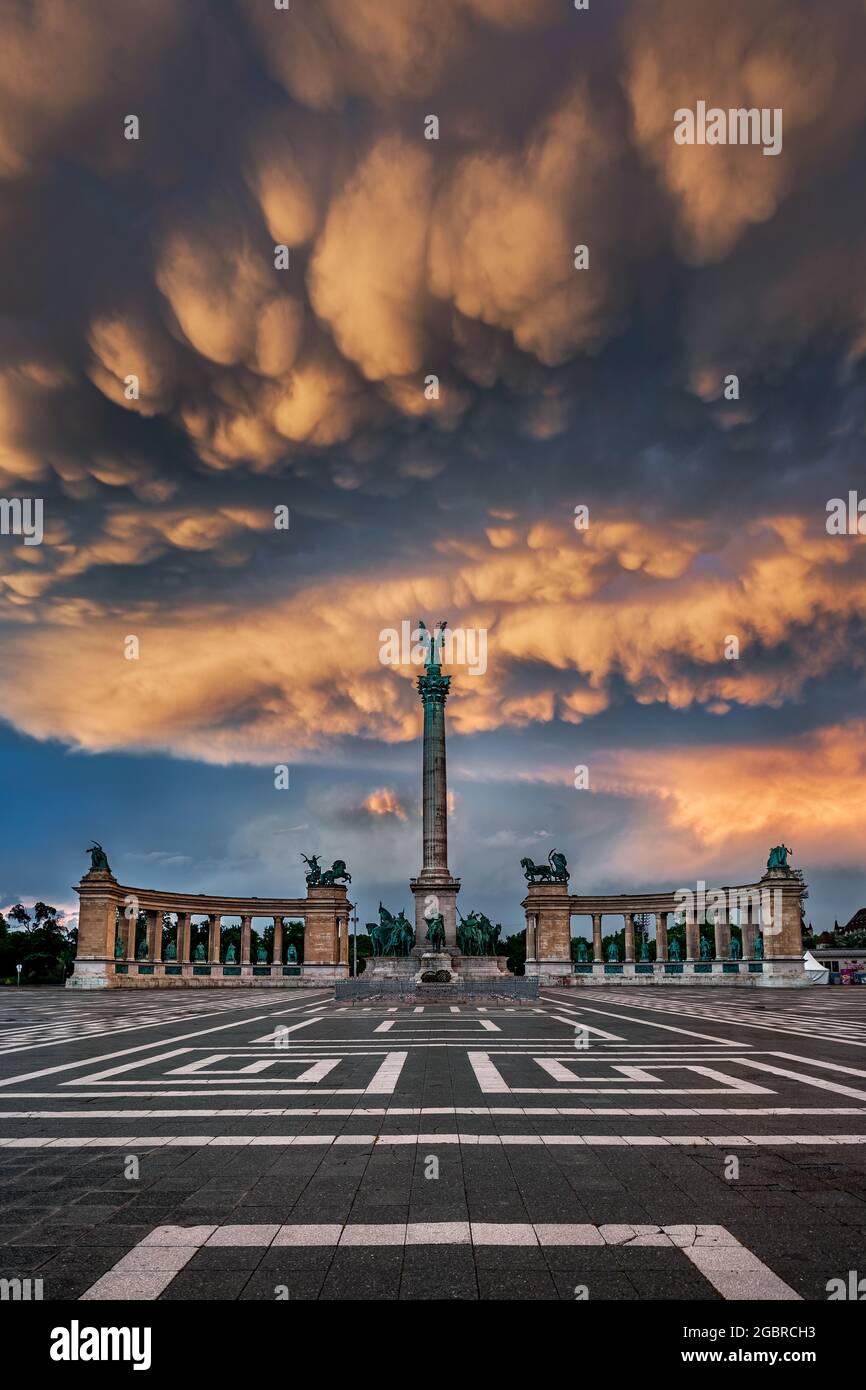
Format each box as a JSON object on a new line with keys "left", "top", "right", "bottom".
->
{"left": 410, "top": 622, "right": 461, "bottom": 947}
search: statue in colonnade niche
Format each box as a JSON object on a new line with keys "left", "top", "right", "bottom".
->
{"left": 606, "top": 941, "right": 619, "bottom": 963}
{"left": 754, "top": 934, "right": 764, "bottom": 960}
{"left": 640, "top": 938, "right": 650, "bottom": 962}
{"left": 575, "top": 938, "right": 588, "bottom": 963}
{"left": 700, "top": 935, "right": 712, "bottom": 961}
{"left": 669, "top": 938, "right": 681, "bottom": 961}
{"left": 256, "top": 945, "right": 268, "bottom": 963}
{"left": 165, "top": 940, "right": 177, "bottom": 961}
{"left": 225, "top": 943, "right": 237, "bottom": 963}
{"left": 286, "top": 942, "right": 298, "bottom": 963}
{"left": 731, "top": 936, "right": 742, "bottom": 960}
{"left": 114, "top": 936, "right": 124, "bottom": 959}
{"left": 193, "top": 942, "right": 206, "bottom": 961}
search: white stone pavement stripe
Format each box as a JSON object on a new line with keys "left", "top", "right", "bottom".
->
{"left": 547, "top": 994, "right": 866, "bottom": 1049}
{"left": 0, "top": 994, "right": 327, "bottom": 1057}
{"left": 4, "top": 1132, "right": 866, "bottom": 1149}
{"left": 541, "top": 1000, "right": 741, "bottom": 1046}
{"left": 3, "top": 1105, "right": 865, "bottom": 1118}
{"left": 733, "top": 1058, "right": 866, "bottom": 1103}
{"left": 78, "top": 1221, "right": 799, "bottom": 1302}
{"left": 0, "top": 997, "right": 327, "bottom": 1087}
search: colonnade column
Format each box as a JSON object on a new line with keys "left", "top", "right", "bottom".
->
{"left": 685, "top": 911, "right": 700, "bottom": 962}
{"left": 208, "top": 914, "right": 221, "bottom": 965}
{"left": 145, "top": 910, "right": 160, "bottom": 963}
{"left": 656, "top": 911, "right": 668, "bottom": 962}
{"left": 240, "top": 915, "right": 252, "bottom": 967}
{"left": 741, "top": 902, "right": 757, "bottom": 960}
{"left": 124, "top": 909, "right": 137, "bottom": 962}
{"left": 624, "top": 912, "right": 635, "bottom": 963}
{"left": 714, "top": 913, "right": 731, "bottom": 960}
{"left": 273, "top": 916, "right": 283, "bottom": 967}
{"left": 592, "top": 913, "right": 603, "bottom": 963}
{"left": 176, "top": 913, "right": 191, "bottom": 964}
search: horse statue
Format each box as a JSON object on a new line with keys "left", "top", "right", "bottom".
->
{"left": 458, "top": 909, "right": 496, "bottom": 956}
{"left": 319, "top": 859, "right": 351, "bottom": 885}
{"left": 85, "top": 841, "right": 111, "bottom": 873}
{"left": 370, "top": 903, "right": 397, "bottom": 956}
{"left": 425, "top": 912, "right": 445, "bottom": 950}
{"left": 520, "top": 849, "right": 569, "bottom": 884}
{"left": 392, "top": 910, "right": 415, "bottom": 956}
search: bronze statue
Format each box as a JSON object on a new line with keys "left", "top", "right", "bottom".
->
{"left": 302, "top": 854, "right": 322, "bottom": 885}
{"left": 520, "top": 849, "right": 569, "bottom": 884}
{"left": 767, "top": 845, "right": 793, "bottom": 871}
{"left": 85, "top": 841, "right": 111, "bottom": 873}
{"left": 303, "top": 854, "right": 351, "bottom": 886}
{"left": 418, "top": 619, "right": 448, "bottom": 669}
{"left": 425, "top": 912, "right": 445, "bottom": 950}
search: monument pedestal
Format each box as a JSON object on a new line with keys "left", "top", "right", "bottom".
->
{"left": 415, "top": 951, "right": 455, "bottom": 984}
{"left": 410, "top": 873, "right": 461, "bottom": 946}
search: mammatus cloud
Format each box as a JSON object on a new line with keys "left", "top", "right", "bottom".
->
{"left": 624, "top": 0, "right": 866, "bottom": 263}
{"left": 1, "top": 515, "right": 864, "bottom": 761}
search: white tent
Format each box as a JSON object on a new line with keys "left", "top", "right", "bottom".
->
{"left": 804, "top": 950, "right": 830, "bottom": 984}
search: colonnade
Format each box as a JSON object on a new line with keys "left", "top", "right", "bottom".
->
{"left": 522, "top": 864, "right": 809, "bottom": 987}
{"left": 68, "top": 868, "right": 351, "bottom": 988}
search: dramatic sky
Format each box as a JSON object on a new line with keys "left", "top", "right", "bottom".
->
{"left": 1, "top": 0, "right": 865, "bottom": 936}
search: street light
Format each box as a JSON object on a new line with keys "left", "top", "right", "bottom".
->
{"left": 350, "top": 903, "right": 359, "bottom": 977}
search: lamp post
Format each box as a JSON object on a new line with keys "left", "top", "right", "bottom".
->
{"left": 350, "top": 904, "right": 358, "bottom": 977}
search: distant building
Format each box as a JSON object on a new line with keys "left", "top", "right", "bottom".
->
{"left": 843, "top": 908, "right": 866, "bottom": 932}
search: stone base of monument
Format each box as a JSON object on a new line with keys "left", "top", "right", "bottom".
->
{"left": 414, "top": 950, "right": 455, "bottom": 984}
{"left": 455, "top": 954, "right": 509, "bottom": 980}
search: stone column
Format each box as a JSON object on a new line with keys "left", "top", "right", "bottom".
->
{"left": 176, "top": 912, "right": 191, "bottom": 963}
{"left": 273, "top": 916, "right": 283, "bottom": 967}
{"left": 240, "top": 915, "right": 252, "bottom": 966}
{"left": 68, "top": 870, "right": 121, "bottom": 989}
{"left": 303, "top": 884, "right": 350, "bottom": 981}
{"left": 759, "top": 868, "right": 807, "bottom": 982}
{"left": 592, "top": 913, "right": 603, "bottom": 963}
{"left": 526, "top": 914, "right": 538, "bottom": 963}
{"left": 624, "top": 912, "right": 635, "bottom": 963}
{"left": 124, "top": 908, "right": 137, "bottom": 962}
{"left": 208, "top": 914, "right": 221, "bottom": 964}
{"left": 656, "top": 911, "right": 669, "bottom": 962}
{"left": 685, "top": 911, "right": 700, "bottom": 961}
{"left": 522, "top": 882, "right": 571, "bottom": 980}
{"left": 145, "top": 910, "right": 160, "bottom": 962}
{"left": 741, "top": 900, "right": 757, "bottom": 960}
{"left": 714, "top": 913, "right": 731, "bottom": 959}
{"left": 410, "top": 649, "right": 460, "bottom": 946}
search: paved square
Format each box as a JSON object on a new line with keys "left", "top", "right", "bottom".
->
{"left": 2, "top": 985, "right": 866, "bottom": 1300}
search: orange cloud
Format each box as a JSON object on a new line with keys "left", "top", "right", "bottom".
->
{"left": 1, "top": 512, "right": 865, "bottom": 763}
{"left": 364, "top": 788, "right": 408, "bottom": 821}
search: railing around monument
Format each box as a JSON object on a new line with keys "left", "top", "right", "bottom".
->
{"left": 335, "top": 977, "right": 539, "bottom": 1003}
